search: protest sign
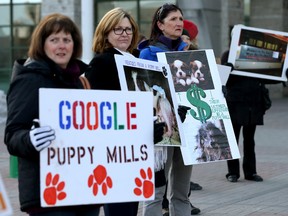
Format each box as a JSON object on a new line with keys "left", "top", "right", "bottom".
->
{"left": 39, "top": 89, "right": 154, "bottom": 207}
{"left": 217, "top": 64, "right": 231, "bottom": 85}
{"left": 157, "top": 50, "right": 240, "bottom": 165}
{"left": 228, "top": 24, "right": 288, "bottom": 81}
{"left": 0, "top": 173, "right": 12, "bottom": 216}
{"left": 115, "top": 54, "right": 185, "bottom": 147}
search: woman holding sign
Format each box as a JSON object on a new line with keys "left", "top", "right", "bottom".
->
{"left": 4, "top": 14, "right": 101, "bottom": 215}
{"left": 85, "top": 7, "right": 143, "bottom": 216}
{"left": 138, "top": 3, "right": 199, "bottom": 216}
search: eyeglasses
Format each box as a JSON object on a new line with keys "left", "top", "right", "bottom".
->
{"left": 113, "top": 27, "right": 133, "bottom": 35}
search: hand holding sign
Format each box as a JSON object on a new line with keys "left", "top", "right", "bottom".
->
{"left": 29, "top": 119, "right": 55, "bottom": 151}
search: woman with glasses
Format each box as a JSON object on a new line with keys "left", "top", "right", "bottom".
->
{"left": 84, "top": 7, "right": 140, "bottom": 216}
{"left": 138, "top": 3, "right": 200, "bottom": 216}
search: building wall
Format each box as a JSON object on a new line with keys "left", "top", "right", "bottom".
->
{"left": 221, "top": 0, "right": 244, "bottom": 54}
{"left": 250, "top": 0, "right": 285, "bottom": 31}
{"left": 1, "top": 0, "right": 287, "bottom": 97}
{"left": 41, "top": 0, "right": 81, "bottom": 28}
{"left": 178, "top": 0, "right": 244, "bottom": 58}
{"left": 249, "top": 0, "right": 288, "bottom": 97}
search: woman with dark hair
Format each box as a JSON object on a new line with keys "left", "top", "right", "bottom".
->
{"left": 4, "top": 13, "right": 101, "bottom": 215}
{"left": 138, "top": 4, "right": 200, "bottom": 216}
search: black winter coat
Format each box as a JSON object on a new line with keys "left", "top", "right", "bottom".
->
{"left": 85, "top": 48, "right": 123, "bottom": 90}
{"left": 4, "top": 58, "right": 90, "bottom": 212}
{"left": 85, "top": 48, "right": 166, "bottom": 188}
{"left": 221, "top": 50, "right": 271, "bottom": 126}
{"left": 225, "top": 75, "right": 266, "bottom": 125}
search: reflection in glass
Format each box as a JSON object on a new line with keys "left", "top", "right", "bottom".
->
{"left": 97, "top": 1, "right": 137, "bottom": 22}
{"left": 0, "top": 5, "right": 10, "bottom": 25}
{"left": 13, "top": 4, "right": 40, "bottom": 25}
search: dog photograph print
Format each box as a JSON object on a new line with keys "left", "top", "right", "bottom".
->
{"left": 123, "top": 65, "right": 181, "bottom": 146}
{"left": 166, "top": 50, "right": 214, "bottom": 92}
{"left": 194, "top": 119, "right": 232, "bottom": 163}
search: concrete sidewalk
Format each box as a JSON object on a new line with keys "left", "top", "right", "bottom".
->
{"left": 1, "top": 97, "right": 287, "bottom": 216}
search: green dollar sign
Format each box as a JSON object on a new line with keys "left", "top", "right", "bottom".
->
{"left": 186, "top": 84, "right": 212, "bottom": 123}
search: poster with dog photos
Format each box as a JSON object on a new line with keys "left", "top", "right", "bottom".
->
{"left": 157, "top": 50, "right": 240, "bottom": 165}
{"left": 39, "top": 88, "right": 155, "bottom": 206}
{"left": 228, "top": 24, "right": 288, "bottom": 82}
{"left": 114, "top": 54, "right": 186, "bottom": 147}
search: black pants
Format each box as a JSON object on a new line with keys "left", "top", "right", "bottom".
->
{"left": 226, "top": 123, "right": 257, "bottom": 179}
{"left": 104, "top": 202, "right": 139, "bottom": 216}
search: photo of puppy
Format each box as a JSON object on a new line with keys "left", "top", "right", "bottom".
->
{"left": 130, "top": 70, "right": 177, "bottom": 143}
{"left": 165, "top": 50, "right": 215, "bottom": 91}
{"left": 170, "top": 59, "right": 208, "bottom": 92}
{"left": 188, "top": 60, "right": 205, "bottom": 85}
{"left": 170, "top": 59, "right": 190, "bottom": 86}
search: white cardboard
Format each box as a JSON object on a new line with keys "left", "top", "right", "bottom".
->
{"left": 39, "top": 89, "right": 154, "bottom": 206}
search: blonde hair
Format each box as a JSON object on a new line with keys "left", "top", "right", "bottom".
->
{"left": 92, "top": 8, "right": 139, "bottom": 54}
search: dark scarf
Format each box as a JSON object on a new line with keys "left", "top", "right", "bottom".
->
{"left": 157, "top": 35, "right": 182, "bottom": 51}
{"left": 61, "top": 60, "right": 81, "bottom": 83}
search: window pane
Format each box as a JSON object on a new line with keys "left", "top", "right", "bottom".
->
{"left": 13, "top": 26, "right": 35, "bottom": 47}
{"left": 97, "top": 1, "right": 137, "bottom": 22}
{"left": 13, "top": 4, "right": 41, "bottom": 26}
{"left": 0, "top": 49, "right": 11, "bottom": 68}
{"left": 12, "top": 0, "right": 41, "bottom": 3}
{"left": 0, "top": 5, "right": 10, "bottom": 25}
{"left": 0, "top": 27, "right": 11, "bottom": 48}
{"left": 0, "top": 68, "right": 11, "bottom": 92}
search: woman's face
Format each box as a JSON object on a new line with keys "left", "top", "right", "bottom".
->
{"left": 158, "top": 10, "right": 183, "bottom": 40}
{"left": 44, "top": 30, "right": 74, "bottom": 69}
{"left": 107, "top": 17, "right": 133, "bottom": 52}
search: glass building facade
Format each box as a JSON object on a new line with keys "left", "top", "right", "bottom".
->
{"left": 0, "top": 0, "right": 41, "bottom": 92}
{"left": 0, "top": 0, "right": 176, "bottom": 92}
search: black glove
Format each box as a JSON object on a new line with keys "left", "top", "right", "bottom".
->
{"left": 178, "top": 105, "right": 191, "bottom": 123}
{"left": 225, "top": 62, "right": 234, "bottom": 72}
{"left": 154, "top": 122, "right": 165, "bottom": 143}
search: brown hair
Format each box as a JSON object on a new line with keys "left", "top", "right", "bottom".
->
{"left": 92, "top": 8, "right": 139, "bottom": 54}
{"left": 28, "top": 13, "right": 82, "bottom": 60}
{"left": 149, "top": 4, "right": 183, "bottom": 45}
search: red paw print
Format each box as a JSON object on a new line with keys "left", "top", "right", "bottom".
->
{"left": 88, "top": 165, "right": 113, "bottom": 196}
{"left": 134, "top": 167, "right": 154, "bottom": 198}
{"left": 43, "top": 172, "right": 66, "bottom": 205}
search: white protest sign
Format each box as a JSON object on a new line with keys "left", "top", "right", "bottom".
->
{"left": 217, "top": 64, "right": 231, "bottom": 85}
{"left": 0, "top": 173, "right": 12, "bottom": 216}
{"left": 39, "top": 89, "right": 154, "bottom": 207}
{"left": 114, "top": 54, "right": 185, "bottom": 147}
{"left": 157, "top": 50, "right": 240, "bottom": 165}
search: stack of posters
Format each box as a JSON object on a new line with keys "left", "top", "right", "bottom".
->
{"left": 115, "top": 51, "right": 240, "bottom": 165}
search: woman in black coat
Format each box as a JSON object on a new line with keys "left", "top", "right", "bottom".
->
{"left": 221, "top": 50, "right": 268, "bottom": 183}
{"left": 4, "top": 13, "right": 101, "bottom": 215}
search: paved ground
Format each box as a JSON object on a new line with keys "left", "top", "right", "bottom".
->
{"left": 1, "top": 96, "right": 287, "bottom": 216}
